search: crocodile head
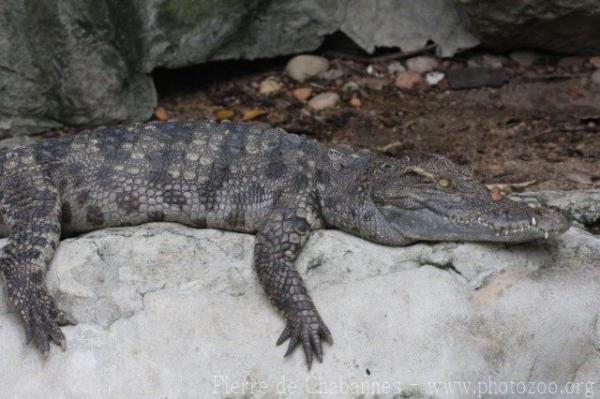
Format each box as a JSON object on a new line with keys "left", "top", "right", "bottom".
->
{"left": 369, "top": 153, "right": 570, "bottom": 243}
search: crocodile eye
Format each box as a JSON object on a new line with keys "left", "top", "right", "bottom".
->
{"left": 437, "top": 178, "right": 451, "bottom": 188}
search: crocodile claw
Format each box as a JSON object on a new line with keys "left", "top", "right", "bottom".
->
{"left": 276, "top": 310, "right": 332, "bottom": 369}
{"left": 17, "top": 288, "right": 75, "bottom": 357}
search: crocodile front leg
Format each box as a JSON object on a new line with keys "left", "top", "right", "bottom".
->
{"left": 254, "top": 199, "right": 332, "bottom": 368}
{"left": 0, "top": 171, "right": 74, "bottom": 355}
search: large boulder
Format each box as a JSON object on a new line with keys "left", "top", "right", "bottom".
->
{"left": 0, "top": 0, "right": 477, "bottom": 137}
{"left": 0, "top": 192, "right": 599, "bottom": 398}
{"left": 459, "top": 0, "right": 600, "bottom": 54}
{"left": 0, "top": 0, "right": 157, "bottom": 137}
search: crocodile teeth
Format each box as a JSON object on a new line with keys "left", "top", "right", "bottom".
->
{"left": 544, "top": 231, "right": 549, "bottom": 239}
{"left": 531, "top": 217, "right": 537, "bottom": 226}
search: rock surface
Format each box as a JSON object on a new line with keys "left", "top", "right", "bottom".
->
{"left": 0, "top": 192, "right": 599, "bottom": 398}
{"left": 0, "top": 0, "right": 476, "bottom": 137}
{"left": 459, "top": 0, "right": 600, "bottom": 54}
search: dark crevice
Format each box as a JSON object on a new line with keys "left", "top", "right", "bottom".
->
{"left": 583, "top": 219, "right": 600, "bottom": 235}
{"left": 153, "top": 56, "right": 289, "bottom": 99}
{"left": 426, "top": 260, "right": 465, "bottom": 280}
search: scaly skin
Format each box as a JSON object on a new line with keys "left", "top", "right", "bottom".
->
{"left": 0, "top": 121, "right": 570, "bottom": 368}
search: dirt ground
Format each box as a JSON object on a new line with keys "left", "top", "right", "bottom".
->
{"left": 152, "top": 50, "right": 600, "bottom": 193}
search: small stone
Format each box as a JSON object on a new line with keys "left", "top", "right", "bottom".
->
{"left": 320, "top": 69, "right": 344, "bottom": 80}
{"left": 342, "top": 81, "right": 360, "bottom": 92}
{"left": 285, "top": 55, "right": 329, "bottom": 82}
{"left": 483, "top": 54, "right": 506, "bottom": 69}
{"left": 386, "top": 61, "right": 406, "bottom": 74}
{"left": 154, "top": 106, "right": 169, "bottom": 121}
{"left": 394, "top": 71, "right": 423, "bottom": 89}
{"left": 349, "top": 96, "right": 361, "bottom": 108}
{"left": 468, "top": 54, "right": 505, "bottom": 69}
{"left": 425, "top": 71, "right": 445, "bottom": 85}
{"left": 509, "top": 51, "right": 539, "bottom": 67}
{"left": 292, "top": 87, "right": 313, "bottom": 102}
{"left": 592, "top": 70, "right": 600, "bottom": 85}
{"left": 308, "top": 92, "right": 340, "bottom": 111}
{"left": 259, "top": 79, "right": 282, "bottom": 95}
{"left": 406, "top": 56, "right": 439, "bottom": 74}
{"left": 589, "top": 56, "right": 600, "bottom": 69}
{"left": 366, "top": 65, "right": 378, "bottom": 76}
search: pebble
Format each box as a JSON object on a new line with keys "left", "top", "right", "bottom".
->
{"left": 349, "top": 96, "right": 362, "bottom": 107}
{"left": 425, "top": 71, "right": 445, "bottom": 85}
{"left": 259, "top": 79, "right": 282, "bottom": 95}
{"left": 386, "top": 61, "right": 406, "bottom": 74}
{"left": 468, "top": 54, "right": 505, "bottom": 69}
{"left": 592, "top": 70, "right": 600, "bottom": 85}
{"left": 292, "top": 87, "right": 313, "bottom": 101}
{"left": 308, "top": 92, "right": 340, "bottom": 111}
{"left": 285, "top": 55, "right": 329, "bottom": 82}
{"left": 590, "top": 56, "right": 600, "bottom": 69}
{"left": 394, "top": 71, "right": 423, "bottom": 89}
{"left": 320, "top": 69, "right": 344, "bottom": 80}
{"left": 406, "top": 56, "right": 439, "bottom": 74}
{"left": 342, "top": 81, "right": 360, "bottom": 92}
{"left": 509, "top": 51, "right": 539, "bottom": 67}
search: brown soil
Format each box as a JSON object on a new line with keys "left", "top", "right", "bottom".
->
{"left": 154, "top": 52, "right": 599, "bottom": 192}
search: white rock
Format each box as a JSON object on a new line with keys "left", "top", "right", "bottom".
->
{"left": 406, "top": 56, "right": 439, "bottom": 74}
{"left": 425, "top": 71, "right": 445, "bottom": 85}
{"left": 386, "top": 61, "right": 406, "bottom": 74}
{"left": 258, "top": 79, "right": 282, "bottom": 95}
{"left": 342, "top": 81, "right": 360, "bottom": 92}
{"left": 510, "top": 50, "right": 539, "bottom": 67}
{"left": 307, "top": 92, "right": 340, "bottom": 111}
{"left": 285, "top": 55, "right": 329, "bottom": 82}
{"left": 0, "top": 193, "right": 599, "bottom": 398}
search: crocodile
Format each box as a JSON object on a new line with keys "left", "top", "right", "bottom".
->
{"left": 0, "top": 120, "right": 570, "bottom": 368}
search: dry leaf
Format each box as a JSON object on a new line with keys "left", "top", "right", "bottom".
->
{"left": 242, "top": 108, "right": 267, "bottom": 121}
{"left": 154, "top": 106, "right": 169, "bottom": 121}
{"left": 215, "top": 109, "right": 234, "bottom": 120}
{"left": 490, "top": 186, "right": 503, "bottom": 201}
